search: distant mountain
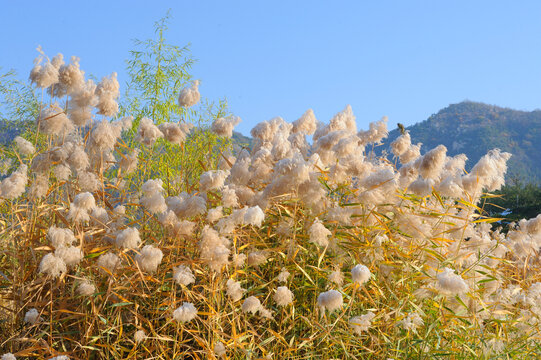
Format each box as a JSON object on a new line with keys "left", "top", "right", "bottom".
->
{"left": 383, "top": 101, "right": 541, "bottom": 183}
{"left": 232, "top": 131, "right": 253, "bottom": 149}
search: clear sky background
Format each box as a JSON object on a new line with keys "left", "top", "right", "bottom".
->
{"left": 1, "top": 1, "right": 540, "bottom": 135}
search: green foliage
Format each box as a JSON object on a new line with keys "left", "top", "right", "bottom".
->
{"left": 118, "top": 11, "right": 233, "bottom": 194}
{"left": 485, "top": 180, "right": 541, "bottom": 224}
{"left": 121, "top": 10, "right": 195, "bottom": 125}
{"left": 0, "top": 68, "right": 39, "bottom": 144}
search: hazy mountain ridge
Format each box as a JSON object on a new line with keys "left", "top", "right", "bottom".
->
{"left": 383, "top": 101, "right": 541, "bottom": 183}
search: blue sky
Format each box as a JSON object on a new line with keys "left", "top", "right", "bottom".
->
{"left": 1, "top": 1, "right": 540, "bottom": 135}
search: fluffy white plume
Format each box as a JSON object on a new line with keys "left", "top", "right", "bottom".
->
{"left": 199, "top": 170, "right": 229, "bottom": 192}
{"left": 136, "top": 117, "right": 163, "bottom": 146}
{"left": 419, "top": 145, "right": 447, "bottom": 179}
{"left": 77, "top": 280, "right": 96, "bottom": 296}
{"left": 95, "top": 72, "right": 120, "bottom": 117}
{"left": 134, "top": 330, "right": 147, "bottom": 343}
{"left": 436, "top": 267, "right": 469, "bottom": 296}
{"left": 199, "top": 225, "right": 230, "bottom": 271}
{"left": 277, "top": 268, "right": 290, "bottom": 283}
{"left": 292, "top": 109, "right": 317, "bottom": 135}
{"left": 390, "top": 132, "right": 411, "bottom": 158}
{"left": 207, "top": 206, "right": 224, "bottom": 223}
{"left": 115, "top": 227, "right": 141, "bottom": 249}
{"left": 398, "top": 312, "right": 424, "bottom": 332}
{"left": 212, "top": 116, "right": 242, "bottom": 138}
{"left": 178, "top": 80, "right": 200, "bottom": 108}
{"left": 226, "top": 279, "right": 245, "bottom": 302}
{"left": 172, "top": 302, "right": 198, "bottom": 323}
{"left": 243, "top": 206, "right": 265, "bottom": 227}
{"left": 351, "top": 264, "right": 371, "bottom": 286}
{"left": 48, "top": 226, "right": 76, "bottom": 248}
{"left": 135, "top": 245, "right": 163, "bottom": 272}
{"left": 317, "top": 290, "right": 343, "bottom": 313}
{"left": 141, "top": 179, "right": 167, "bottom": 214}
{"left": 97, "top": 252, "right": 120, "bottom": 273}
{"left": 29, "top": 48, "right": 59, "bottom": 88}
{"left": 309, "top": 219, "right": 331, "bottom": 247}
{"left": 349, "top": 312, "right": 375, "bottom": 334}
{"left": 55, "top": 246, "right": 83, "bottom": 268}
{"left": 158, "top": 122, "right": 193, "bottom": 144}
{"left": 36, "top": 104, "right": 74, "bottom": 137}
{"left": 214, "top": 342, "right": 226, "bottom": 358}
{"left": 173, "top": 265, "right": 195, "bottom": 286}
{"left": 24, "top": 308, "right": 40, "bottom": 325}
{"left": 247, "top": 250, "right": 268, "bottom": 266}
{"left": 242, "top": 296, "right": 262, "bottom": 314}
{"left": 39, "top": 253, "right": 67, "bottom": 278}
{"left": 14, "top": 136, "right": 35, "bottom": 155}
{"left": 0, "top": 164, "right": 28, "bottom": 200}
{"left": 358, "top": 116, "right": 388, "bottom": 145}
{"left": 274, "top": 286, "right": 294, "bottom": 306}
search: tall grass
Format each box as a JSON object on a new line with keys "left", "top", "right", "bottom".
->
{"left": 1, "top": 41, "right": 541, "bottom": 360}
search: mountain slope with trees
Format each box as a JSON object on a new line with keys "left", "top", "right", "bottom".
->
{"left": 384, "top": 101, "right": 541, "bottom": 183}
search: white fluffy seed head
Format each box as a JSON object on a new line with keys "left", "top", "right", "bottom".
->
{"left": 36, "top": 104, "right": 74, "bottom": 136}
{"left": 199, "top": 225, "right": 230, "bottom": 272}
{"left": 390, "top": 132, "right": 411, "bottom": 158}
{"left": 134, "top": 330, "right": 147, "bottom": 343}
{"left": 136, "top": 117, "right": 164, "bottom": 146}
{"left": 172, "top": 302, "right": 197, "bottom": 323}
{"left": 211, "top": 116, "right": 241, "bottom": 138}
{"left": 351, "top": 264, "right": 371, "bottom": 286}
{"left": 115, "top": 227, "right": 141, "bottom": 249}
{"left": 77, "top": 280, "right": 96, "bottom": 296}
{"left": 135, "top": 245, "right": 163, "bottom": 273}
{"left": 158, "top": 122, "right": 193, "bottom": 144}
{"left": 292, "top": 109, "right": 317, "bottom": 135}
{"left": 173, "top": 265, "right": 195, "bottom": 286}
{"left": 398, "top": 312, "right": 424, "bottom": 332}
{"left": 0, "top": 164, "right": 28, "bottom": 200}
{"left": 226, "top": 279, "right": 245, "bottom": 302}
{"left": 436, "top": 267, "right": 469, "bottom": 296}
{"left": 329, "top": 269, "right": 344, "bottom": 287}
{"left": 55, "top": 246, "right": 83, "bottom": 268}
{"left": 178, "top": 80, "right": 200, "bottom": 108}
{"left": 309, "top": 218, "right": 331, "bottom": 247}
{"left": 242, "top": 296, "right": 262, "bottom": 314}
{"left": 317, "top": 290, "right": 343, "bottom": 313}
{"left": 24, "top": 308, "right": 40, "bottom": 325}
{"left": 73, "top": 192, "right": 96, "bottom": 211}
{"left": 274, "top": 286, "right": 294, "bottom": 306}
{"left": 247, "top": 250, "right": 268, "bottom": 266}
{"left": 349, "top": 312, "right": 375, "bottom": 335}
{"left": 14, "top": 136, "right": 35, "bottom": 155}
{"left": 199, "top": 170, "right": 229, "bottom": 192}
{"left": 243, "top": 206, "right": 265, "bottom": 227}
{"left": 39, "top": 253, "right": 67, "bottom": 278}
{"left": 214, "top": 341, "right": 226, "bottom": 357}
{"left": 48, "top": 226, "right": 76, "bottom": 248}
{"left": 1, "top": 353, "right": 16, "bottom": 360}
{"left": 95, "top": 72, "right": 120, "bottom": 117}
{"left": 207, "top": 206, "right": 224, "bottom": 223}
{"left": 277, "top": 268, "right": 290, "bottom": 283}
{"left": 97, "top": 252, "right": 120, "bottom": 273}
